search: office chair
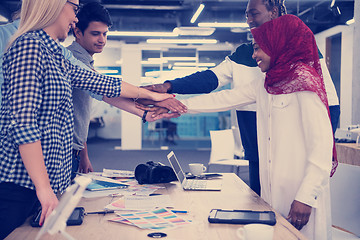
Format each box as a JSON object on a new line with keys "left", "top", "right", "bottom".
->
{"left": 147, "top": 121, "right": 166, "bottom": 144}
{"left": 208, "top": 129, "right": 249, "bottom": 176}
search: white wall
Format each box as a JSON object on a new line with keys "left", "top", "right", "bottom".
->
{"left": 120, "top": 45, "right": 142, "bottom": 150}
{"left": 315, "top": 25, "right": 355, "bottom": 129}
{"left": 353, "top": 0, "right": 360, "bottom": 124}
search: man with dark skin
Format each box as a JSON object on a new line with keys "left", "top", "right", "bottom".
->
{"left": 139, "top": 0, "right": 340, "bottom": 234}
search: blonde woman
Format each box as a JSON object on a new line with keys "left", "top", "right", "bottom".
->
{"left": 0, "top": 0, "right": 172, "bottom": 238}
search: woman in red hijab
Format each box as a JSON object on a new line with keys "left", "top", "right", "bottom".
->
{"left": 251, "top": 14, "right": 334, "bottom": 239}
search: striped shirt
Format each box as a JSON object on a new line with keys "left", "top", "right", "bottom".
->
{"left": 0, "top": 30, "right": 121, "bottom": 193}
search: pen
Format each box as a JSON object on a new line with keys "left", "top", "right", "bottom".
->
{"left": 170, "top": 210, "right": 188, "bottom": 214}
{"left": 86, "top": 210, "right": 115, "bottom": 215}
{"left": 149, "top": 193, "right": 162, "bottom": 196}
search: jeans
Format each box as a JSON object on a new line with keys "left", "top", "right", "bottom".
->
{"left": 329, "top": 105, "right": 340, "bottom": 134}
{"left": 0, "top": 182, "right": 40, "bottom": 239}
{"left": 72, "top": 150, "right": 80, "bottom": 180}
{"left": 236, "top": 110, "right": 260, "bottom": 195}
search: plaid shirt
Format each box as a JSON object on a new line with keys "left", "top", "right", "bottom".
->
{"left": 0, "top": 30, "right": 121, "bottom": 193}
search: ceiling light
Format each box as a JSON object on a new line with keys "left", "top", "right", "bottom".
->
{"left": 174, "top": 62, "right": 216, "bottom": 67}
{"left": 0, "top": 15, "right": 8, "bottom": 23}
{"left": 145, "top": 71, "right": 160, "bottom": 77}
{"left": 97, "top": 69, "right": 120, "bottom": 74}
{"left": 164, "top": 57, "right": 197, "bottom": 61}
{"left": 172, "top": 66, "right": 208, "bottom": 71}
{"left": 198, "top": 22, "right": 248, "bottom": 28}
{"left": 230, "top": 27, "right": 249, "bottom": 33}
{"left": 146, "top": 39, "right": 217, "bottom": 44}
{"left": 173, "top": 27, "right": 215, "bottom": 36}
{"left": 141, "top": 59, "right": 168, "bottom": 64}
{"left": 145, "top": 57, "right": 197, "bottom": 62}
{"left": 199, "top": 63, "right": 216, "bottom": 67}
{"left": 146, "top": 57, "right": 197, "bottom": 62}
{"left": 346, "top": 18, "right": 355, "bottom": 25}
{"left": 331, "top": 6, "right": 341, "bottom": 17}
{"left": 108, "top": 31, "right": 178, "bottom": 37}
{"left": 330, "top": 0, "right": 336, "bottom": 8}
{"left": 190, "top": 4, "right": 205, "bottom": 24}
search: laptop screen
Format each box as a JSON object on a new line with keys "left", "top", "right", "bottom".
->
{"left": 167, "top": 151, "right": 186, "bottom": 184}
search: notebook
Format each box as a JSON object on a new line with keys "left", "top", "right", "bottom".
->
{"left": 86, "top": 179, "right": 129, "bottom": 191}
{"left": 167, "top": 151, "right": 222, "bottom": 191}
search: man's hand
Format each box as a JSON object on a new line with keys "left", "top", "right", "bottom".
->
{"left": 146, "top": 109, "right": 181, "bottom": 122}
{"left": 79, "top": 155, "right": 94, "bottom": 173}
{"left": 286, "top": 200, "right": 312, "bottom": 230}
{"left": 136, "top": 98, "right": 187, "bottom": 113}
{"left": 78, "top": 144, "right": 93, "bottom": 173}
{"left": 141, "top": 82, "right": 172, "bottom": 93}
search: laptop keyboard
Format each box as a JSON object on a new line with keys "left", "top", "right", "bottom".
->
{"left": 184, "top": 179, "right": 207, "bottom": 189}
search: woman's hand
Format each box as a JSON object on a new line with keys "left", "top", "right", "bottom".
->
{"left": 36, "top": 186, "right": 59, "bottom": 226}
{"left": 136, "top": 98, "right": 187, "bottom": 113}
{"left": 286, "top": 200, "right": 312, "bottom": 230}
{"left": 18, "top": 141, "right": 59, "bottom": 226}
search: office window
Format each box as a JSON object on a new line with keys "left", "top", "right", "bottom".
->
{"left": 141, "top": 48, "right": 233, "bottom": 145}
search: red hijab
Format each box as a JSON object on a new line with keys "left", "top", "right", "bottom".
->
{"left": 251, "top": 14, "right": 337, "bottom": 177}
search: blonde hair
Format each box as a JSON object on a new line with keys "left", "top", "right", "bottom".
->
{"left": 8, "top": 0, "right": 67, "bottom": 48}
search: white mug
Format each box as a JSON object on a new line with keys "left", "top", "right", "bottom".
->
{"left": 189, "top": 163, "right": 207, "bottom": 176}
{"left": 236, "top": 224, "right": 274, "bottom": 240}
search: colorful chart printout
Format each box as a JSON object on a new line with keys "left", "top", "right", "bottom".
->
{"left": 111, "top": 208, "right": 191, "bottom": 230}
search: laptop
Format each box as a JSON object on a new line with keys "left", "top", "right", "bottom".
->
{"left": 167, "top": 151, "right": 222, "bottom": 191}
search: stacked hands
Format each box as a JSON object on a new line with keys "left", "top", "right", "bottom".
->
{"left": 139, "top": 83, "right": 187, "bottom": 121}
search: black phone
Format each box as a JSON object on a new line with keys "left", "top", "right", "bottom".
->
{"left": 30, "top": 207, "right": 85, "bottom": 227}
{"left": 186, "top": 173, "right": 223, "bottom": 179}
{"left": 208, "top": 209, "right": 276, "bottom": 225}
{"left": 198, "top": 173, "right": 223, "bottom": 179}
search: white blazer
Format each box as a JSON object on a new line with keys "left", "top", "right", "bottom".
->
{"left": 182, "top": 77, "right": 333, "bottom": 239}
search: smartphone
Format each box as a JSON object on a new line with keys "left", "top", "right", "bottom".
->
{"left": 31, "top": 207, "right": 85, "bottom": 227}
{"left": 186, "top": 173, "right": 222, "bottom": 179}
{"left": 198, "top": 173, "right": 223, "bottom": 179}
{"left": 208, "top": 209, "right": 276, "bottom": 225}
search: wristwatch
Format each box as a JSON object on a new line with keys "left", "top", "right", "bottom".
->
{"left": 142, "top": 110, "right": 148, "bottom": 123}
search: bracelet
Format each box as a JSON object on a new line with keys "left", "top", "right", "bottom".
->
{"left": 133, "top": 87, "right": 140, "bottom": 103}
{"left": 142, "top": 110, "right": 148, "bottom": 123}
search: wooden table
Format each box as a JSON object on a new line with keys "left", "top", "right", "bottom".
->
{"left": 336, "top": 143, "right": 360, "bottom": 166}
{"left": 6, "top": 173, "right": 306, "bottom": 240}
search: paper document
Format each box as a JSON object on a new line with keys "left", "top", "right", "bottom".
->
{"left": 105, "top": 195, "right": 174, "bottom": 211}
{"left": 102, "top": 169, "right": 135, "bottom": 178}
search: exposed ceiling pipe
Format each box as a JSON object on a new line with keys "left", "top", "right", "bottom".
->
{"left": 298, "top": 0, "right": 327, "bottom": 17}
{"left": 297, "top": 0, "right": 300, "bottom": 16}
{"left": 103, "top": 4, "right": 190, "bottom": 11}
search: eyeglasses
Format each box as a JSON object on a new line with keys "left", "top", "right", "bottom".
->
{"left": 66, "top": 1, "right": 80, "bottom": 15}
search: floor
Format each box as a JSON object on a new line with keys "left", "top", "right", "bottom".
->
{"left": 332, "top": 228, "right": 360, "bottom": 240}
